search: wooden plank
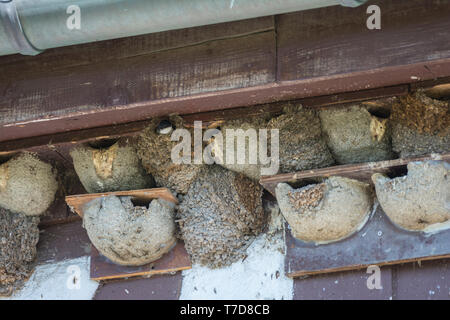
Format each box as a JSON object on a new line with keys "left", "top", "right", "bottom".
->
{"left": 0, "top": 31, "right": 276, "bottom": 142}
{"left": 293, "top": 264, "right": 394, "bottom": 300}
{"left": 93, "top": 273, "right": 183, "bottom": 300}
{"left": 1, "top": 0, "right": 450, "bottom": 143}
{"left": 0, "top": 16, "right": 274, "bottom": 79}
{"left": 260, "top": 153, "right": 450, "bottom": 196}
{"left": 65, "top": 188, "right": 178, "bottom": 218}
{"left": 1, "top": 57, "right": 448, "bottom": 144}
{"left": 90, "top": 241, "right": 191, "bottom": 281}
{"left": 277, "top": 0, "right": 450, "bottom": 81}
{"left": 37, "top": 220, "right": 90, "bottom": 264}
{"left": 285, "top": 205, "right": 450, "bottom": 278}
{"left": 0, "top": 84, "right": 407, "bottom": 153}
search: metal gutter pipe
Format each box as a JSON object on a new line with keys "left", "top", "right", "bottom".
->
{"left": 0, "top": 0, "right": 368, "bottom": 56}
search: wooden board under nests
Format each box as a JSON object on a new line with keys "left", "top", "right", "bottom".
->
{"left": 259, "top": 154, "right": 450, "bottom": 277}
{"left": 260, "top": 153, "right": 450, "bottom": 196}
{"left": 285, "top": 205, "right": 450, "bottom": 278}
{"left": 65, "top": 188, "right": 178, "bottom": 217}
{"left": 65, "top": 188, "right": 191, "bottom": 281}
{"left": 90, "top": 241, "right": 191, "bottom": 281}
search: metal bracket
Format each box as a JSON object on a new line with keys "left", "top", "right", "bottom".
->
{"left": 340, "top": 0, "right": 369, "bottom": 8}
{"left": 0, "top": 0, "right": 42, "bottom": 55}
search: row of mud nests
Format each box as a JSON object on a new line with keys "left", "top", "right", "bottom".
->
{"left": 1, "top": 90, "right": 449, "bottom": 294}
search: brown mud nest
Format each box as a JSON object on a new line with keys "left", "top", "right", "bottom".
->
{"left": 373, "top": 160, "right": 450, "bottom": 232}
{"left": 0, "top": 207, "right": 39, "bottom": 296}
{"left": 319, "top": 104, "right": 395, "bottom": 164}
{"left": 83, "top": 195, "right": 177, "bottom": 266}
{"left": 275, "top": 177, "right": 373, "bottom": 244}
{"left": 268, "top": 103, "right": 335, "bottom": 172}
{"left": 137, "top": 116, "right": 203, "bottom": 194}
{"left": 212, "top": 103, "right": 334, "bottom": 180}
{"left": 177, "top": 165, "right": 265, "bottom": 268}
{"left": 390, "top": 91, "right": 449, "bottom": 158}
{"left": 71, "top": 137, "right": 154, "bottom": 193}
{"left": 0, "top": 152, "right": 58, "bottom": 216}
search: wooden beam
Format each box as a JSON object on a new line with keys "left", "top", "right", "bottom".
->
{"left": 0, "top": 0, "right": 449, "bottom": 144}
{"left": 0, "top": 84, "right": 408, "bottom": 153}
{"left": 65, "top": 188, "right": 178, "bottom": 218}
{"left": 90, "top": 241, "right": 191, "bottom": 281}
{"left": 260, "top": 153, "right": 450, "bottom": 196}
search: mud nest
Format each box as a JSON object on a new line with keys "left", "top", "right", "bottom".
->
{"left": 0, "top": 152, "right": 58, "bottom": 216}
{"left": 137, "top": 116, "right": 203, "bottom": 194}
{"left": 177, "top": 165, "right": 265, "bottom": 268}
{"left": 268, "top": 103, "right": 335, "bottom": 172}
{"left": 319, "top": 104, "right": 395, "bottom": 164}
{"left": 211, "top": 114, "right": 272, "bottom": 181}
{"left": 71, "top": 137, "right": 154, "bottom": 193}
{"left": 390, "top": 91, "right": 450, "bottom": 158}
{"left": 0, "top": 207, "right": 39, "bottom": 296}
{"left": 275, "top": 177, "right": 373, "bottom": 244}
{"left": 373, "top": 160, "right": 450, "bottom": 232}
{"left": 213, "top": 103, "right": 334, "bottom": 180}
{"left": 83, "top": 195, "right": 177, "bottom": 266}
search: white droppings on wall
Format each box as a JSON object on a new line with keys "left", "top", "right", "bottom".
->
{"left": 180, "top": 232, "right": 293, "bottom": 300}
{"left": 1, "top": 256, "right": 99, "bottom": 300}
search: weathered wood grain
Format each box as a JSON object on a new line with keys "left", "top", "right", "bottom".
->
{"left": 0, "top": 84, "right": 407, "bottom": 153}
{"left": 65, "top": 188, "right": 178, "bottom": 218}
{"left": 0, "top": 16, "right": 274, "bottom": 79}
{"left": 260, "top": 153, "right": 450, "bottom": 196}
{"left": 277, "top": 0, "right": 450, "bottom": 81}
{"left": 1, "top": 0, "right": 450, "bottom": 143}
{"left": 90, "top": 241, "right": 191, "bottom": 281}
{"left": 0, "top": 30, "right": 276, "bottom": 142}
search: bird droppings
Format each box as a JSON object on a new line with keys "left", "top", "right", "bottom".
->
{"left": 275, "top": 177, "right": 373, "bottom": 244}
{"left": 319, "top": 105, "right": 395, "bottom": 164}
{"left": 1, "top": 256, "right": 98, "bottom": 300}
{"left": 180, "top": 232, "right": 293, "bottom": 300}
{"left": 137, "top": 116, "right": 203, "bottom": 194}
{"left": 372, "top": 160, "right": 450, "bottom": 232}
{"left": 83, "top": 195, "right": 177, "bottom": 266}
{"left": 0, "top": 207, "right": 39, "bottom": 297}
{"left": 0, "top": 152, "right": 58, "bottom": 216}
{"left": 70, "top": 138, "right": 154, "bottom": 193}
{"left": 177, "top": 165, "right": 265, "bottom": 268}
{"left": 390, "top": 91, "right": 449, "bottom": 158}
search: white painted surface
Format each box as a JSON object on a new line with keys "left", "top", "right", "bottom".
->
{"left": 1, "top": 256, "right": 99, "bottom": 300}
{"left": 180, "top": 232, "right": 294, "bottom": 300}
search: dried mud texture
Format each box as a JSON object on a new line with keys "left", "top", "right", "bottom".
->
{"left": 390, "top": 91, "right": 450, "bottom": 158}
{"left": 178, "top": 165, "right": 265, "bottom": 268}
{"left": 83, "top": 195, "right": 176, "bottom": 266}
{"left": 70, "top": 138, "right": 154, "bottom": 193}
{"left": 213, "top": 104, "right": 334, "bottom": 180}
{"left": 0, "top": 152, "right": 58, "bottom": 216}
{"left": 319, "top": 105, "right": 395, "bottom": 164}
{"left": 372, "top": 160, "right": 450, "bottom": 232}
{"left": 211, "top": 115, "right": 272, "bottom": 181}
{"left": 275, "top": 177, "right": 373, "bottom": 244}
{"left": 137, "top": 117, "right": 202, "bottom": 194}
{"left": 268, "top": 104, "right": 335, "bottom": 173}
{"left": 0, "top": 207, "right": 39, "bottom": 297}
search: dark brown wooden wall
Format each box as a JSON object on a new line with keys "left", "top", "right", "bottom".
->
{"left": 1, "top": 0, "right": 450, "bottom": 149}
